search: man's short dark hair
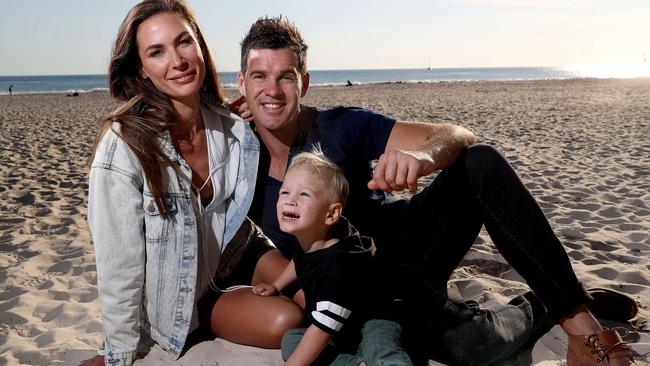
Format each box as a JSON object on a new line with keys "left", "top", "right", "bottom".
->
{"left": 240, "top": 16, "right": 308, "bottom": 75}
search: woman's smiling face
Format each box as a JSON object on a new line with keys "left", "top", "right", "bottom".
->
{"left": 136, "top": 12, "right": 205, "bottom": 104}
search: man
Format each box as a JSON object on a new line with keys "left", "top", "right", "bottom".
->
{"left": 236, "top": 16, "right": 635, "bottom": 366}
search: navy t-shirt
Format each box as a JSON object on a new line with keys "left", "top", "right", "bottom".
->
{"left": 249, "top": 106, "right": 402, "bottom": 258}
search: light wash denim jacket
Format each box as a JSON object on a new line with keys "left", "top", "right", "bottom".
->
{"left": 88, "top": 103, "right": 259, "bottom": 365}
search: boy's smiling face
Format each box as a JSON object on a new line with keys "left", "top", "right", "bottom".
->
{"left": 276, "top": 167, "right": 334, "bottom": 237}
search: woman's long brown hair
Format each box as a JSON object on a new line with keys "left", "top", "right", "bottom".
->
{"left": 95, "top": 0, "right": 225, "bottom": 218}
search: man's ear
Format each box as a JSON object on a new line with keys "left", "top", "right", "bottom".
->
{"left": 300, "top": 72, "right": 310, "bottom": 97}
{"left": 236, "top": 71, "right": 246, "bottom": 96}
{"left": 325, "top": 202, "right": 342, "bottom": 226}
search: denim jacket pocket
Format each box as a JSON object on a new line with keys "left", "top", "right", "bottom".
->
{"left": 144, "top": 197, "right": 177, "bottom": 245}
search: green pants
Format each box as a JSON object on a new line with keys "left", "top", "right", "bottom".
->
{"left": 281, "top": 319, "right": 413, "bottom": 366}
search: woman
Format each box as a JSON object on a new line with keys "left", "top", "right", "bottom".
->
{"left": 84, "top": 1, "right": 302, "bottom": 364}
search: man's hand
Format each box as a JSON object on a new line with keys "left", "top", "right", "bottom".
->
{"left": 252, "top": 283, "right": 279, "bottom": 296}
{"left": 367, "top": 149, "right": 435, "bottom": 194}
{"left": 227, "top": 95, "right": 253, "bottom": 122}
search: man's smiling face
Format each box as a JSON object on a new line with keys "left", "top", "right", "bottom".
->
{"left": 237, "top": 48, "right": 310, "bottom": 134}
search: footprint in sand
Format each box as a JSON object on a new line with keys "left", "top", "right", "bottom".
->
{"left": 0, "top": 287, "right": 29, "bottom": 301}
{"left": 59, "top": 181, "right": 74, "bottom": 189}
{"left": 571, "top": 203, "right": 600, "bottom": 211}
{"left": 582, "top": 258, "right": 606, "bottom": 266}
{"left": 31, "top": 220, "right": 71, "bottom": 236}
{"left": 41, "top": 191, "right": 60, "bottom": 202}
{"left": 38, "top": 280, "right": 54, "bottom": 290}
{"left": 0, "top": 311, "right": 29, "bottom": 333}
{"left": 597, "top": 206, "right": 621, "bottom": 218}
{"left": 38, "top": 303, "right": 65, "bottom": 323}
{"left": 608, "top": 283, "right": 647, "bottom": 295}
{"left": 58, "top": 249, "right": 84, "bottom": 261}
{"left": 617, "top": 271, "right": 650, "bottom": 286}
{"left": 35, "top": 330, "right": 57, "bottom": 348}
{"left": 71, "top": 287, "right": 98, "bottom": 303}
{"left": 587, "top": 240, "right": 618, "bottom": 252}
{"left": 561, "top": 227, "right": 586, "bottom": 240}
{"left": 48, "top": 290, "right": 71, "bottom": 301}
{"left": 567, "top": 209, "right": 594, "bottom": 222}
{"left": 14, "top": 192, "right": 35, "bottom": 205}
{"left": 46, "top": 261, "right": 72, "bottom": 274}
{"left": 590, "top": 266, "right": 619, "bottom": 280}
{"left": 627, "top": 231, "right": 649, "bottom": 245}
{"left": 563, "top": 242, "right": 583, "bottom": 250}
{"left": 33, "top": 208, "right": 52, "bottom": 217}
{"left": 567, "top": 250, "right": 586, "bottom": 261}
{"left": 0, "top": 242, "right": 13, "bottom": 255}
{"left": 555, "top": 217, "right": 573, "bottom": 225}
{"left": 622, "top": 198, "right": 648, "bottom": 209}
{"left": 579, "top": 227, "right": 599, "bottom": 234}
{"left": 0, "top": 217, "right": 26, "bottom": 231}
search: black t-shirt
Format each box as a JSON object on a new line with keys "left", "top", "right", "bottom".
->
{"left": 249, "top": 106, "right": 403, "bottom": 258}
{"left": 294, "top": 219, "right": 374, "bottom": 353}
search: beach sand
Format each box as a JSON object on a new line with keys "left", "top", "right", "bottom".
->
{"left": 1, "top": 79, "right": 648, "bottom": 365}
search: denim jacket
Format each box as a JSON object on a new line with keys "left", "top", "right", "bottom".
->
{"left": 88, "top": 103, "right": 259, "bottom": 365}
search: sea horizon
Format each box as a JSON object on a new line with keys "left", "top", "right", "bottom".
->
{"left": 2, "top": 65, "right": 650, "bottom": 95}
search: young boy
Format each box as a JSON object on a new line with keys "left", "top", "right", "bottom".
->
{"left": 253, "top": 150, "right": 412, "bottom": 366}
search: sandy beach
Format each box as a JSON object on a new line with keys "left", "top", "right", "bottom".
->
{"left": 1, "top": 78, "right": 648, "bottom": 365}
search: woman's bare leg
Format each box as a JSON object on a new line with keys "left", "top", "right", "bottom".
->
{"left": 251, "top": 249, "right": 290, "bottom": 284}
{"left": 210, "top": 289, "right": 303, "bottom": 348}
{"left": 210, "top": 250, "right": 304, "bottom": 348}
{"left": 251, "top": 249, "right": 306, "bottom": 308}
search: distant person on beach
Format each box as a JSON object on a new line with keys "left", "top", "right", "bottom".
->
{"left": 253, "top": 149, "right": 412, "bottom": 366}
{"left": 234, "top": 16, "right": 636, "bottom": 366}
{"left": 346, "top": 79, "right": 352, "bottom": 86}
{"left": 83, "top": 1, "right": 303, "bottom": 365}
{"left": 8, "top": 85, "right": 13, "bottom": 95}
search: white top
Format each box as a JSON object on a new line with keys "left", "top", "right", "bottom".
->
{"left": 189, "top": 103, "right": 242, "bottom": 332}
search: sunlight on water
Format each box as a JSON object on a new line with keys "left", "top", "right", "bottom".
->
{"left": 565, "top": 62, "right": 650, "bottom": 79}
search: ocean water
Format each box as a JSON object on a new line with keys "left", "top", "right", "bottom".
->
{"left": 0, "top": 66, "right": 642, "bottom": 95}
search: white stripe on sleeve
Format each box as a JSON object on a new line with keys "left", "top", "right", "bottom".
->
{"left": 311, "top": 310, "right": 343, "bottom": 332}
{"left": 316, "top": 301, "right": 351, "bottom": 319}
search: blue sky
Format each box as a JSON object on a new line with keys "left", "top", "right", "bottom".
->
{"left": 0, "top": 0, "right": 648, "bottom": 75}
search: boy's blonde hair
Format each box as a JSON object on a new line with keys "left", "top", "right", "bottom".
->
{"left": 287, "top": 147, "right": 349, "bottom": 206}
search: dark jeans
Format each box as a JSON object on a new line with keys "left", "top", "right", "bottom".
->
{"left": 372, "top": 144, "right": 591, "bottom": 365}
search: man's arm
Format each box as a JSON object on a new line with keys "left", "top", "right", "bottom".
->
{"left": 369, "top": 121, "right": 476, "bottom": 193}
{"left": 285, "top": 324, "right": 332, "bottom": 366}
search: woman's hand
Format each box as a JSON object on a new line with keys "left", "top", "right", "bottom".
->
{"left": 228, "top": 95, "right": 253, "bottom": 122}
{"left": 252, "top": 283, "right": 279, "bottom": 296}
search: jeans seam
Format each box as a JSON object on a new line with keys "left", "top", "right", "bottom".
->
{"left": 475, "top": 194, "right": 571, "bottom": 304}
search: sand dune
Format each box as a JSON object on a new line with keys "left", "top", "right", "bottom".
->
{"left": 1, "top": 79, "right": 648, "bottom": 365}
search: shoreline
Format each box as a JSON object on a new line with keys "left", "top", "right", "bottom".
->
{"left": 1, "top": 76, "right": 649, "bottom": 97}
